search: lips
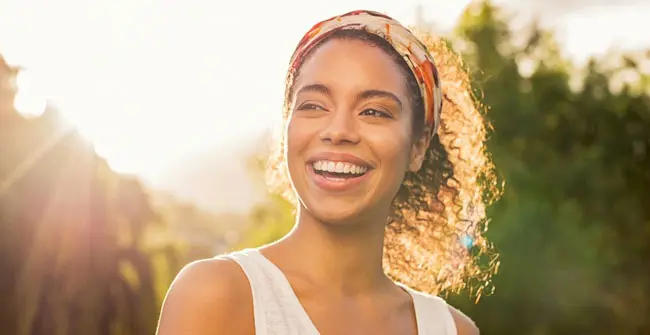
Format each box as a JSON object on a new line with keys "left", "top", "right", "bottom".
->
{"left": 306, "top": 152, "right": 374, "bottom": 192}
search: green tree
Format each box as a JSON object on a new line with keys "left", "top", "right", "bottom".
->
{"left": 448, "top": 2, "right": 650, "bottom": 334}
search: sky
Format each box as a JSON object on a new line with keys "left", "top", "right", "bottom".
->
{"left": 1, "top": 0, "right": 649, "bottom": 212}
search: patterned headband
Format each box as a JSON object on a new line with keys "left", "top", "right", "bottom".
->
{"left": 288, "top": 10, "right": 443, "bottom": 139}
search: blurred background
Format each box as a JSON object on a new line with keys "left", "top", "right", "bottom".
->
{"left": 1, "top": 0, "right": 649, "bottom": 334}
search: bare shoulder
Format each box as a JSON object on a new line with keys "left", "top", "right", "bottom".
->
{"left": 156, "top": 257, "right": 254, "bottom": 335}
{"left": 447, "top": 304, "right": 480, "bottom": 335}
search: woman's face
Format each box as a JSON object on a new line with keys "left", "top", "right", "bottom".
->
{"left": 285, "top": 38, "right": 428, "bottom": 225}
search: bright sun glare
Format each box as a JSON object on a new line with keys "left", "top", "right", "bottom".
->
{"left": 12, "top": 68, "right": 160, "bottom": 177}
{"left": 13, "top": 69, "right": 46, "bottom": 119}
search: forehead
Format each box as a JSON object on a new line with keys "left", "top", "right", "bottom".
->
{"left": 293, "top": 38, "right": 408, "bottom": 98}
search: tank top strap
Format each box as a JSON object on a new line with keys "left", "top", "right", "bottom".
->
{"left": 401, "top": 285, "right": 458, "bottom": 335}
{"left": 219, "top": 248, "right": 319, "bottom": 335}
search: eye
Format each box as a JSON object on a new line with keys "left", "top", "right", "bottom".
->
{"left": 296, "top": 103, "right": 326, "bottom": 111}
{"left": 359, "top": 108, "right": 391, "bottom": 118}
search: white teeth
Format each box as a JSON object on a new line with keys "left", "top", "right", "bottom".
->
{"left": 312, "top": 160, "right": 369, "bottom": 175}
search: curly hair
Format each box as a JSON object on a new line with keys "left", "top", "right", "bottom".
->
{"left": 266, "top": 28, "right": 501, "bottom": 298}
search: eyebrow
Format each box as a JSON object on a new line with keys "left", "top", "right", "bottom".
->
{"left": 358, "top": 89, "right": 403, "bottom": 109}
{"left": 295, "top": 83, "right": 403, "bottom": 109}
{"left": 295, "top": 83, "right": 333, "bottom": 98}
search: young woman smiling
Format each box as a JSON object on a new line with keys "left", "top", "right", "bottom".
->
{"left": 158, "top": 9, "right": 498, "bottom": 335}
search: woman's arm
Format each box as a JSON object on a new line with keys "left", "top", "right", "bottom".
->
{"left": 156, "top": 258, "right": 254, "bottom": 335}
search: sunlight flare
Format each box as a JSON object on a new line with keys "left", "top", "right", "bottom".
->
{"left": 13, "top": 69, "right": 46, "bottom": 118}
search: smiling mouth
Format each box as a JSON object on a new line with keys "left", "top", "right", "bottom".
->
{"left": 312, "top": 160, "right": 370, "bottom": 180}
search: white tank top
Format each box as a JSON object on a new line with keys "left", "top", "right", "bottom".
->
{"left": 222, "top": 248, "right": 457, "bottom": 335}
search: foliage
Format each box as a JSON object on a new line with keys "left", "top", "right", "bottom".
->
{"left": 450, "top": 2, "right": 649, "bottom": 334}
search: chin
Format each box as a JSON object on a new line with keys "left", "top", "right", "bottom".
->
{"left": 298, "top": 193, "right": 382, "bottom": 227}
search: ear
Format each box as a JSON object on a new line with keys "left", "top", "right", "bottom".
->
{"left": 408, "top": 128, "right": 430, "bottom": 172}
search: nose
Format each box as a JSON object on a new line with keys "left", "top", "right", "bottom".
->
{"left": 319, "top": 110, "right": 360, "bottom": 145}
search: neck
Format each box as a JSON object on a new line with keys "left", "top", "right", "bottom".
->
{"left": 275, "top": 206, "right": 391, "bottom": 294}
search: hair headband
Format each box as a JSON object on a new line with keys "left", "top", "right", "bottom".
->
{"left": 288, "top": 10, "right": 443, "bottom": 139}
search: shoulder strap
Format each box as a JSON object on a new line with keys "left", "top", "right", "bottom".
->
{"left": 220, "top": 249, "right": 271, "bottom": 335}
{"left": 220, "top": 249, "right": 320, "bottom": 335}
{"left": 404, "top": 287, "right": 457, "bottom": 335}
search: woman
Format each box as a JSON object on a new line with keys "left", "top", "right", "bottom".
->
{"left": 158, "top": 9, "right": 498, "bottom": 335}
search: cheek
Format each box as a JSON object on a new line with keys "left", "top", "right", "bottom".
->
{"left": 385, "top": 137, "right": 412, "bottom": 171}
{"left": 384, "top": 119, "right": 413, "bottom": 156}
{"left": 285, "top": 118, "right": 311, "bottom": 167}
{"left": 368, "top": 126, "right": 412, "bottom": 175}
